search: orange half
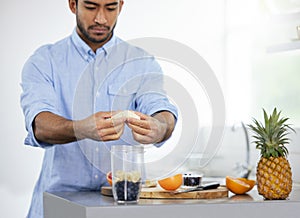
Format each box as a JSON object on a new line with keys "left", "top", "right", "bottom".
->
{"left": 158, "top": 174, "right": 183, "bottom": 191}
{"left": 226, "top": 176, "right": 252, "bottom": 195}
{"left": 237, "top": 177, "right": 256, "bottom": 192}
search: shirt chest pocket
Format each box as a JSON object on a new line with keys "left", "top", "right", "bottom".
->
{"left": 108, "top": 84, "right": 138, "bottom": 110}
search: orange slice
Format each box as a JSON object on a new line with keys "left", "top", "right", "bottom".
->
{"left": 106, "top": 171, "right": 112, "bottom": 186}
{"left": 226, "top": 176, "right": 252, "bottom": 195}
{"left": 158, "top": 174, "right": 182, "bottom": 191}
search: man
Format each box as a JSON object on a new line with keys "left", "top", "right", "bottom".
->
{"left": 21, "top": 0, "right": 177, "bottom": 217}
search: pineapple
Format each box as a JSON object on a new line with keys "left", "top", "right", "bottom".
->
{"left": 248, "top": 108, "right": 295, "bottom": 200}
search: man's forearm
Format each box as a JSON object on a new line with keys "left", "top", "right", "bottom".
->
{"left": 33, "top": 111, "right": 125, "bottom": 145}
{"left": 152, "top": 111, "right": 176, "bottom": 142}
{"left": 33, "top": 112, "right": 77, "bottom": 144}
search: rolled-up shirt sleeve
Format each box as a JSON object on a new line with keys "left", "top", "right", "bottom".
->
{"left": 20, "top": 46, "right": 58, "bottom": 148}
{"left": 135, "top": 57, "right": 178, "bottom": 119}
{"left": 135, "top": 57, "right": 178, "bottom": 147}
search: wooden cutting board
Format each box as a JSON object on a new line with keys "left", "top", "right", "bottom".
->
{"left": 101, "top": 186, "right": 228, "bottom": 199}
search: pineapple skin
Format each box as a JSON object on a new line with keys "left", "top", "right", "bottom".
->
{"left": 257, "top": 156, "right": 292, "bottom": 200}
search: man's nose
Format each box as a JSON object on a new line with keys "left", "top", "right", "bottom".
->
{"left": 94, "top": 10, "right": 107, "bottom": 24}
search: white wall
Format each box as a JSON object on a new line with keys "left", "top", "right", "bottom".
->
{"left": 0, "top": 0, "right": 74, "bottom": 217}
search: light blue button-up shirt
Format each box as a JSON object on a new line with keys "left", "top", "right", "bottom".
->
{"left": 20, "top": 30, "right": 177, "bottom": 218}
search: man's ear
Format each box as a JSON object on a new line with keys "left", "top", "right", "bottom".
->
{"left": 118, "top": 0, "right": 124, "bottom": 14}
{"left": 68, "top": 0, "right": 77, "bottom": 14}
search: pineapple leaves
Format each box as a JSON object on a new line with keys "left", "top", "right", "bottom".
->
{"left": 263, "top": 109, "right": 269, "bottom": 132}
{"left": 248, "top": 108, "right": 295, "bottom": 158}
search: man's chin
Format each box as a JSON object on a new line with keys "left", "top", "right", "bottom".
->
{"left": 90, "top": 33, "right": 112, "bottom": 44}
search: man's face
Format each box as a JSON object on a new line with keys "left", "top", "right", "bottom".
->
{"left": 69, "top": 0, "right": 124, "bottom": 50}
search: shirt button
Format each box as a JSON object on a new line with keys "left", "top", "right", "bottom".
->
{"left": 95, "top": 174, "right": 98, "bottom": 179}
{"left": 95, "top": 147, "right": 99, "bottom": 152}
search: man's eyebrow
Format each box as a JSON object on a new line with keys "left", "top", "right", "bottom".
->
{"left": 83, "top": 1, "right": 119, "bottom": 6}
{"left": 105, "top": 2, "right": 119, "bottom": 7}
{"left": 83, "top": 1, "right": 99, "bottom": 6}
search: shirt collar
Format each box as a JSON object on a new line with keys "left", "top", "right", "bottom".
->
{"left": 71, "top": 28, "right": 118, "bottom": 62}
{"left": 101, "top": 34, "right": 117, "bottom": 58}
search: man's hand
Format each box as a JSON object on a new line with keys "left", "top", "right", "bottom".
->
{"left": 74, "top": 111, "right": 126, "bottom": 141}
{"left": 126, "top": 111, "right": 175, "bottom": 144}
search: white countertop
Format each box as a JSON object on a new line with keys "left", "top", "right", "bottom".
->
{"left": 44, "top": 183, "right": 300, "bottom": 218}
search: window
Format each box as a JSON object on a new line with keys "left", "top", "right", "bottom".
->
{"left": 225, "top": 0, "right": 300, "bottom": 125}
